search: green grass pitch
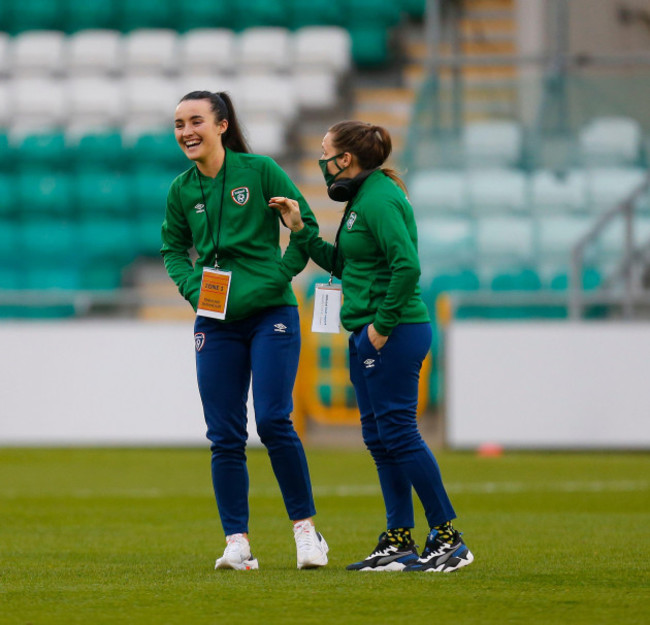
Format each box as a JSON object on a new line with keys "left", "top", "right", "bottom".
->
{"left": 1, "top": 447, "right": 648, "bottom": 625}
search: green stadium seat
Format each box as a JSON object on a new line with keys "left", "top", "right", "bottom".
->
{"left": 0, "top": 175, "right": 17, "bottom": 217}
{"left": 0, "top": 133, "right": 14, "bottom": 171}
{"left": 74, "top": 172, "right": 131, "bottom": 217}
{"left": 119, "top": 0, "right": 175, "bottom": 31}
{"left": 549, "top": 267, "right": 602, "bottom": 291}
{"left": 79, "top": 218, "right": 137, "bottom": 262}
{"left": 345, "top": 0, "right": 401, "bottom": 27}
{"left": 19, "top": 219, "right": 78, "bottom": 258}
{"left": 128, "top": 169, "right": 174, "bottom": 218}
{"left": 17, "top": 171, "right": 74, "bottom": 218}
{"left": 20, "top": 262, "right": 81, "bottom": 319}
{"left": 348, "top": 26, "right": 390, "bottom": 66}
{"left": 24, "top": 263, "right": 82, "bottom": 290}
{"left": 134, "top": 217, "right": 164, "bottom": 257}
{"left": 234, "top": 0, "right": 291, "bottom": 29}
{"left": 0, "top": 266, "right": 20, "bottom": 289}
{"left": 69, "top": 131, "right": 126, "bottom": 171}
{"left": 5, "top": 0, "right": 65, "bottom": 33}
{"left": 400, "top": 0, "right": 426, "bottom": 19}
{"left": 81, "top": 261, "right": 125, "bottom": 290}
{"left": 176, "top": 0, "right": 235, "bottom": 31}
{"left": 16, "top": 132, "right": 68, "bottom": 170}
{"left": 0, "top": 220, "right": 19, "bottom": 259}
{"left": 128, "top": 133, "right": 188, "bottom": 171}
{"left": 286, "top": 0, "right": 343, "bottom": 28}
{"left": 491, "top": 268, "right": 542, "bottom": 292}
{"left": 63, "top": 0, "right": 120, "bottom": 32}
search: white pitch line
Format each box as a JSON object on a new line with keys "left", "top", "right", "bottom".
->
{"left": 0, "top": 480, "right": 646, "bottom": 499}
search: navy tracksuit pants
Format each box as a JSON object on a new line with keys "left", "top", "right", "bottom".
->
{"left": 194, "top": 306, "right": 316, "bottom": 536}
{"left": 349, "top": 322, "right": 456, "bottom": 530}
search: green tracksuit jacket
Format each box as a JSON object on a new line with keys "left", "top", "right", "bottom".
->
{"left": 161, "top": 149, "right": 318, "bottom": 320}
{"left": 291, "top": 169, "right": 430, "bottom": 336}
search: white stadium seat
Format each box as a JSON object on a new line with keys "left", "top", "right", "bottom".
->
{"left": 11, "top": 30, "right": 66, "bottom": 76}
{"left": 238, "top": 73, "right": 297, "bottom": 121}
{"left": 67, "top": 77, "right": 125, "bottom": 128}
{"left": 537, "top": 215, "right": 592, "bottom": 256}
{"left": 476, "top": 215, "right": 534, "bottom": 259}
{"left": 579, "top": 116, "right": 643, "bottom": 166}
{"left": 463, "top": 120, "right": 523, "bottom": 168}
{"left": 0, "top": 32, "right": 11, "bottom": 77}
{"left": 179, "top": 29, "right": 237, "bottom": 75}
{"left": 9, "top": 78, "right": 66, "bottom": 127}
{"left": 66, "top": 30, "right": 123, "bottom": 77}
{"left": 586, "top": 166, "right": 648, "bottom": 211}
{"left": 237, "top": 27, "right": 291, "bottom": 72}
{"left": 408, "top": 170, "right": 468, "bottom": 214}
{"left": 122, "top": 29, "right": 178, "bottom": 76}
{"left": 292, "top": 70, "right": 339, "bottom": 110}
{"left": 530, "top": 169, "right": 587, "bottom": 213}
{"left": 468, "top": 168, "right": 528, "bottom": 213}
{"left": 123, "top": 76, "right": 179, "bottom": 128}
{"left": 292, "top": 26, "right": 352, "bottom": 74}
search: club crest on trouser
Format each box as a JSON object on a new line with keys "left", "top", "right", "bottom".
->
{"left": 194, "top": 332, "right": 206, "bottom": 352}
{"left": 231, "top": 187, "right": 250, "bottom": 206}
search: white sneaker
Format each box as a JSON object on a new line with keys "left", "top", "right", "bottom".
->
{"left": 293, "top": 521, "right": 329, "bottom": 569}
{"left": 214, "top": 533, "right": 259, "bottom": 570}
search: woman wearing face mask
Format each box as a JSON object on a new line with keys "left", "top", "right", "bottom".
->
{"left": 161, "top": 90, "right": 328, "bottom": 571}
{"left": 270, "top": 120, "right": 473, "bottom": 573}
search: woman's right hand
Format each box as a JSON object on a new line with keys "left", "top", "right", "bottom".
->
{"left": 269, "top": 197, "right": 305, "bottom": 232}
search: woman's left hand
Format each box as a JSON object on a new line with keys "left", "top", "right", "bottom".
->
{"left": 269, "top": 196, "right": 304, "bottom": 232}
{"left": 367, "top": 323, "right": 388, "bottom": 351}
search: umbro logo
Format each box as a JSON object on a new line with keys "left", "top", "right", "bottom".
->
{"left": 274, "top": 323, "right": 287, "bottom": 333}
{"left": 363, "top": 358, "right": 375, "bottom": 369}
{"left": 194, "top": 203, "right": 205, "bottom": 213}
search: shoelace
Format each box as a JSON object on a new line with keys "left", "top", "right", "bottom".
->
{"left": 224, "top": 533, "right": 248, "bottom": 558}
{"left": 294, "top": 522, "right": 317, "bottom": 552}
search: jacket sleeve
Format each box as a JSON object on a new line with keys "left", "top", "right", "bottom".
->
{"left": 160, "top": 182, "right": 197, "bottom": 307}
{"left": 364, "top": 195, "right": 421, "bottom": 336}
{"left": 263, "top": 158, "right": 319, "bottom": 280}
{"left": 289, "top": 226, "right": 344, "bottom": 279}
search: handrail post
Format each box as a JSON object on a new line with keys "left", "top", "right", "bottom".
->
{"left": 569, "top": 243, "right": 584, "bottom": 320}
{"left": 623, "top": 201, "right": 635, "bottom": 319}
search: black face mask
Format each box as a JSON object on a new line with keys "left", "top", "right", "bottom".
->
{"left": 327, "top": 169, "right": 377, "bottom": 202}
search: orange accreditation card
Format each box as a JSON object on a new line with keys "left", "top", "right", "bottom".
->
{"left": 196, "top": 267, "right": 232, "bottom": 320}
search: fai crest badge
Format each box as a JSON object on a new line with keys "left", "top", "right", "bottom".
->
{"left": 194, "top": 332, "right": 206, "bottom": 352}
{"left": 231, "top": 187, "right": 250, "bottom": 206}
{"left": 346, "top": 211, "right": 357, "bottom": 230}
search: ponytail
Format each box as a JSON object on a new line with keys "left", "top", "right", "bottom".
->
{"left": 178, "top": 90, "right": 250, "bottom": 154}
{"left": 217, "top": 92, "right": 250, "bottom": 154}
{"left": 329, "top": 120, "right": 407, "bottom": 194}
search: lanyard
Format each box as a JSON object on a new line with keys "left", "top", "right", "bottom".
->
{"left": 196, "top": 151, "right": 227, "bottom": 269}
{"left": 329, "top": 202, "right": 352, "bottom": 285}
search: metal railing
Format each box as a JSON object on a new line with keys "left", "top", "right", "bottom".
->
{"left": 570, "top": 173, "right": 650, "bottom": 319}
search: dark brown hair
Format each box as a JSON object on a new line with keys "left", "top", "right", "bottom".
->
{"left": 328, "top": 120, "right": 407, "bottom": 193}
{"left": 179, "top": 91, "right": 250, "bottom": 153}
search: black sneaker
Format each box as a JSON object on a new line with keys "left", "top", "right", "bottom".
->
{"left": 346, "top": 532, "right": 420, "bottom": 571}
{"left": 403, "top": 529, "right": 473, "bottom": 572}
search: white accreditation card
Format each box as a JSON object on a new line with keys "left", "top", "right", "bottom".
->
{"left": 311, "top": 283, "right": 342, "bottom": 333}
{"left": 197, "top": 267, "right": 232, "bottom": 320}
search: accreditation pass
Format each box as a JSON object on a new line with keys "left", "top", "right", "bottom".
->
{"left": 197, "top": 267, "right": 232, "bottom": 320}
{"left": 311, "top": 283, "right": 342, "bottom": 333}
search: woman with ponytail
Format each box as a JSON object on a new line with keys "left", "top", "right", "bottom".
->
{"left": 271, "top": 120, "right": 473, "bottom": 573}
{"left": 161, "top": 91, "right": 328, "bottom": 571}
